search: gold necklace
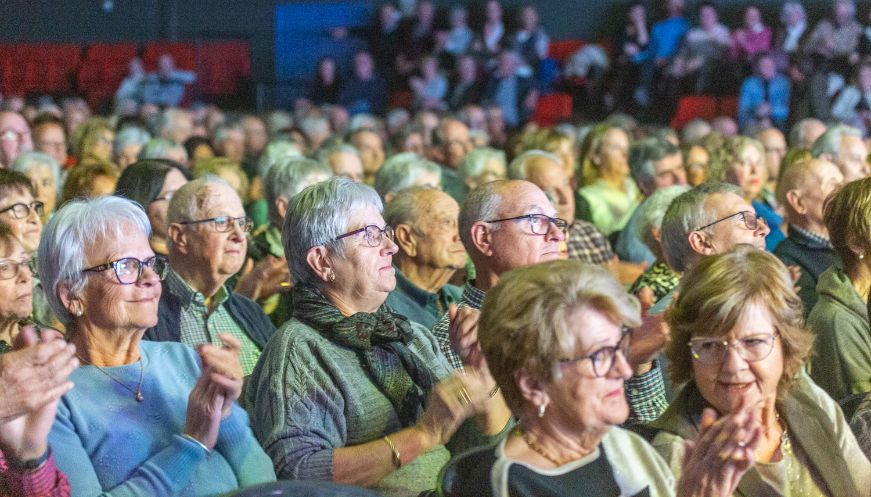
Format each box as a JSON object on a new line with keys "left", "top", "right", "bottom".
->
{"left": 517, "top": 427, "right": 571, "bottom": 467}
{"left": 77, "top": 353, "right": 145, "bottom": 402}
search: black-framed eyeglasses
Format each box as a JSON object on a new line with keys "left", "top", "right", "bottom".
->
{"left": 0, "top": 201, "right": 44, "bottom": 220}
{"left": 82, "top": 255, "right": 169, "bottom": 285}
{"left": 559, "top": 328, "right": 632, "bottom": 377}
{"left": 486, "top": 213, "right": 569, "bottom": 235}
{"left": 694, "top": 210, "right": 758, "bottom": 232}
{"left": 335, "top": 224, "right": 395, "bottom": 248}
{"left": 0, "top": 257, "right": 34, "bottom": 280}
{"left": 688, "top": 332, "right": 779, "bottom": 364}
{"left": 178, "top": 216, "right": 253, "bottom": 233}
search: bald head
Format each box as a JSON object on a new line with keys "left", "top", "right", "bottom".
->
{"left": 776, "top": 158, "right": 844, "bottom": 232}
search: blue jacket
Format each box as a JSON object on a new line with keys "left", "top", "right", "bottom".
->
{"left": 633, "top": 16, "right": 689, "bottom": 63}
{"left": 738, "top": 74, "right": 791, "bottom": 128}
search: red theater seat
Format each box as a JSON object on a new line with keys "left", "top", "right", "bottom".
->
{"left": 532, "top": 92, "right": 573, "bottom": 127}
{"left": 670, "top": 95, "right": 718, "bottom": 130}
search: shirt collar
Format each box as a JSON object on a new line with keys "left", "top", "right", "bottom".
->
{"left": 461, "top": 281, "right": 487, "bottom": 310}
{"left": 393, "top": 267, "right": 438, "bottom": 306}
{"left": 789, "top": 224, "right": 832, "bottom": 249}
{"left": 166, "top": 267, "right": 229, "bottom": 309}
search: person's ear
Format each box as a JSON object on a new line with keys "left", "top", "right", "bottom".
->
{"left": 651, "top": 226, "right": 662, "bottom": 244}
{"left": 58, "top": 281, "right": 83, "bottom": 318}
{"left": 687, "top": 230, "right": 715, "bottom": 256}
{"left": 470, "top": 221, "right": 494, "bottom": 257}
{"left": 275, "top": 197, "right": 289, "bottom": 221}
{"left": 394, "top": 224, "right": 417, "bottom": 257}
{"left": 167, "top": 223, "right": 189, "bottom": 255}
{"left": 305, "top": 245, "right": 335, "bottom": 283}
{"left": 515, "top": 369, "right": 550, "bottom": 415}
{"left": 784, "top": 189, "right": 806, "bottom": 215}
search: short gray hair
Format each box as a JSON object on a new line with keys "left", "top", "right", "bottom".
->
{"left": 629, "top": 137, "right": 680, "bottom": 194}
{"left": 38, "top": 196, "right": 151, "bottom": 327}
{"left": 507, "top": 150, "right": 560, "bottom": 180}
{"left": 788, "top": 118, "right": 825, "bottom": 149}
{"left": 113, "top": 126, "right": 152, "bottom": 159}
{"left": 680, "top": 118, "right": 712, "bottom": 146}
{"left": 374, "top": 153, "right": 441, "bottom": 199}
{"left": 11, "top": 151, "right": 61, "bottom": 187}
{"left": 166, "top": 175, "right": 232, "bottom": 226}
{"left": 459, "top": 180, "right": 506, "bottom": 253}
{"left": 660, "top": 182, "right": 743, "bottom": 272}
{"left": 138, "top": 138, "right": 188, "bottom": 162}
{"left": 810, "top": 124, "right": 861, "bottom": 158}
{"left": 459, "top": 147, "right": 506, "bottom": 183}
{"left": 265, "top": 157, "right": 332, "bottom": 225}
{"left": 383, "top": 186, "right": 438, "bottom": 232}
{"left": 780, "top": 1, "right": 806, "bottom": 24}
{"left": 635, "top": 185, "right": 691, "bottom": 253}
{"left": 316, "top": 143, "right": 360, "bottom": 165}
{"left": 257, "top": 140, "right": 304, "bottom": 178}
{"left": 282, "top": 177, "right": 382, "bottom": 286}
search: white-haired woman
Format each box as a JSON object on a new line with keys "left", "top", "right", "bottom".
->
{"left": 43, "top": 196, "right": 275, "bottom": 495}
{"left": 440, "top": 259, "right": 762, "bottom": 497}
{"left": 11, "top": 151, "right": 61, "bottom": 223}
{"left": 245, "top": 177, "right": 510, "bottom": 497}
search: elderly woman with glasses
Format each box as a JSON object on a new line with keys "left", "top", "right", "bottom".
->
{"left": 44, "top": 196, "right": 275, "bottom": 495}
{"left": 245, "top": 177, "right": 510, "bottom": 497}
{"left": 649, "top": 245, "right": 871, "bottom": 497}
{"left": 11, "top": 151, "right": 61, "bottom": 223}
{"left": 440, "top": 259, "right": 763, "bottom": 497}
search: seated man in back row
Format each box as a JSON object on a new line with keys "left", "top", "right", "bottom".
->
{"left": 384, "top": 187, "right": 464, "bottom": 329}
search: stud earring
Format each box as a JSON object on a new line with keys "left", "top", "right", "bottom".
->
{"left": 538, "top": 403, "right": 546, "bottom": 418}
{"left": 328, "top": 271, "right": 336, "bottom": 282}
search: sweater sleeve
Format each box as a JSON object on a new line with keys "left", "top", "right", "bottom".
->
{"left": 49, "top": 401, "right": 209, "bottom": 497}
{"left": 0, "top": 451, "right": 71, "bottom": 497}
{"left": 249, "top": 339, "right": 346, "bottom": 481}
{"left": 214, "top": 404, "right": 277, "bottom": 486}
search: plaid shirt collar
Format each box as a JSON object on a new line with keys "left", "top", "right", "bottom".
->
{"left": 460, "top": 281, "right": 487, "bottom": 310}
{"left": 166, "top": 267, "right": 229, "bottom": 309}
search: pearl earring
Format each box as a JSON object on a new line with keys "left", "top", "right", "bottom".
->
{"left": 538, "top": 403, "right": 546, "bottom": 418}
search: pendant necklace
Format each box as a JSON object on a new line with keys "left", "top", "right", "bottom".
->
{"left": 77, "top": 353, "right": 145, "bottom": 402}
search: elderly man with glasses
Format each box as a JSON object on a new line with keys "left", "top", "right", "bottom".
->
{"left": 431, "top": 180, "right": 567, "bottom": 371}
{"left": 144, "top": 176, "right": 275, "bottom": 376}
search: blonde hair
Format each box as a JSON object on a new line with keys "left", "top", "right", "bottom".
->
{"left": 707, "top": 135, "right": 764, "bottom": 183}
{"left": 824, "top": 177, "right": 871, "bottom": 273}
{"left": 193, "top": 157, "right": 250, "bottom": 204}
{"left": 578, "top": 123, "right": 623, "bottom": 186}
{"left": 666, "top": 245, "right": 813, "bottom": 398}
{"left": 479, "top": 260, "right": 641, "bottom": 414}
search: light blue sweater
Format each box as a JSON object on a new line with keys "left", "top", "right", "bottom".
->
{"left": 49, "top": 340, "right": 275, "bottom": 497}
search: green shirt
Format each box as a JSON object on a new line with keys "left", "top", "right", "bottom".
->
{"left": 384, "top": 268, "right": 462, "bottom": 329}
{"left": 166, "top": 269, "right": 262, "bottom": 376}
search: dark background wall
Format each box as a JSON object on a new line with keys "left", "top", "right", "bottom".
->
{"left": 0, "top": 0, "right": 844, "bottom": 84}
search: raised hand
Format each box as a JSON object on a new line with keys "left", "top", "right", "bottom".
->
{"left": 415, "top": 372, "right": 491, "bottom": 447}
{"left": 198, "top": 333, "right": 243, "bottom": 418}
{"left": 677, "top": 397, "right": 761, "bottom": 497}
{"left": 447, "top": 304, "right": 484, "bottom": 370}
{"left": 0, "top": 325, "right": 78, "bottom": 461}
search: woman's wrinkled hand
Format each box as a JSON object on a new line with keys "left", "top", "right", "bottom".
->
{"left": 677, "top": 396, "right": 761, "bottom": 497}
{"left": 415, "top": 371, "right": 491, "bottom": 447}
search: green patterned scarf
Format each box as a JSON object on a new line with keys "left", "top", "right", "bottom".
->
{"left": 292, "top": 284, "right": 436, "bottom": 427}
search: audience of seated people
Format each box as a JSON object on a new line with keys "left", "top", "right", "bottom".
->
{"left": 3, "top": 0, "right": 871, "bottom": 495}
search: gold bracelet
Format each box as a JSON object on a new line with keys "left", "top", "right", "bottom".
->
{"left": 382, "top": 435, "right": 402, "bottom": 468}
{"left": 488, "top": 384, "right": 501, "bottom": 399}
